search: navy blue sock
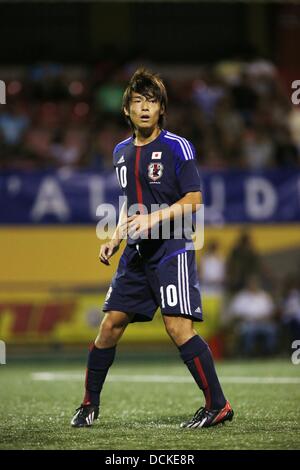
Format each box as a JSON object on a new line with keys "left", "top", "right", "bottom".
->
{"left": 83, "top": 344, "right": 116, "bottom": 406}
{"left": 179, "top": 335, "right": 226, "bottom": 410}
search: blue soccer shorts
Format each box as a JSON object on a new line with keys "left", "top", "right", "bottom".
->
{"left": 103, "top": 238, "right": 203, "bottom": 323}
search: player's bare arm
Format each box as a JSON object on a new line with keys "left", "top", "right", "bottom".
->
{"left": 99, "top": 200, "right": 128, "bottom": 265}
{"left": 124, "top": 191, "right": 202, "bottom": 238}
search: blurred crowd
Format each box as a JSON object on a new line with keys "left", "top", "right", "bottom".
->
{"left": 1, "top": 58, "right": 300, "bottom": 172}
{"left": 199, "top": 233, "right": 300, "bottom": 358}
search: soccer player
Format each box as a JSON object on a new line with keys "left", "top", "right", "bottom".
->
{"left": 71, "top": 69, "right": 234, "bottom": 429}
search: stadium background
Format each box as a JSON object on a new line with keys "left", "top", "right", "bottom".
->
{"left": 1, "top": 0, "right": 299, "bottom": 355}
{"left": 0, "top": 0, "right": 300, "bottom": 450}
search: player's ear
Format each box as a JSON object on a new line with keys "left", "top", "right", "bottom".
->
{"left": 123, "top": 106, "right": 130, "bottom": 117}
{"left": 160, "top": 103, "right": 165, "bottom": 115}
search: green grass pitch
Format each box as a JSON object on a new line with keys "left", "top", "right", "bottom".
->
{"left": 0, "top": 357, "right": 299, "bottom": 450}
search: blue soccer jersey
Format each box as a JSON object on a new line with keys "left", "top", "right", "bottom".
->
{"left": 103, "top": 129, "right": 203, "bottom": 323}
{"left": 114, "top": 129, "right": 201, "bottom": 213}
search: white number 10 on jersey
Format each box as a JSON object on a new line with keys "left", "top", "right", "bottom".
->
{"left": 116, "top": 166, "right": 127, "bottom": 189}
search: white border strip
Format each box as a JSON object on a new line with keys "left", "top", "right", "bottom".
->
{"left": 31, "top": 372, "right": 300, "bottom": 384}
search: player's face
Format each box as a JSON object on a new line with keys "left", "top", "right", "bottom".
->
{"left": 126, "top": 92, "right": 163, "bottom": 130}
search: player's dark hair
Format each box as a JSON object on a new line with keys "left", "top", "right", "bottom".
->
{"left": 122, "top": 68, "right": 168, "bottom": 129}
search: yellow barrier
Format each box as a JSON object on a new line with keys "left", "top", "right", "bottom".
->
{"left": 0, "top": 291, "right": 220, "bottom": 344}
{"left": 0, "top": 224, "right": 299, "bottom": 345}
{"left": 1, "top": 224, "right": 299, "bottom": 286}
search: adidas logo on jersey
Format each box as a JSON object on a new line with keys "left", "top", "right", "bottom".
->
{"left": 117, "top": 155, "right": 125, "bottom": 164}
{"left": 194, "top": 307, "right": 201, "bottom": 313}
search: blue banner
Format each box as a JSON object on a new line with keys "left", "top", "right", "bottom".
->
{"left": 0, "top": 169, "right": 299, "bottom": 224}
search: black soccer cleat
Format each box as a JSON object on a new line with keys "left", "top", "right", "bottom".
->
{"left": 71, "top": 404, "right": 99, "bottom": 428}
{"left": 180, "top": 400, "right": 234, "bottom": 429}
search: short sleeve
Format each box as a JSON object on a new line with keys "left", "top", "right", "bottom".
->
{"left": 174, "top": 141, "right": 202, "bottom": 196}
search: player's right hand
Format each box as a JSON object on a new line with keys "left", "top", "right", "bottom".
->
{"left": 99, "top": 241, "right": 119, "bottom": 266}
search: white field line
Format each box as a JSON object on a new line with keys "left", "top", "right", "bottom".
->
{"left": 31, "top": 372, "right": 300, "bottom": 384}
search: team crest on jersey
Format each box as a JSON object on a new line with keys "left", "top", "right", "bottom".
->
{"left": 148, "top": 162, "right": 164, "bottom": 181}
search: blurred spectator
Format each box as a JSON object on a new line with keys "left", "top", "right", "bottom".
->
{"left": 192, "top": 71, "right": 225, "bottom": 123}
{"left": 95, "top": 73, "right": 124, "bottom": 114}
{"left": 0, "top": 103, "right": 30, "bottom": 146}
{"left": 200, "top": 240, "right": 225, "bottom": 296}
{"left": 227, "top": 276, "right": 277, "bottom": 357}
{"left": 49, "top": 127, "right": 88, "bottom": 168}
{"left": 226, "top": 232, "right": 262, "bottom": 294}
{"left": 246, "top": 58, "right": 277, "bottom": 83}
{"left": 281, "top": 276, "right": 300, "bottom": 345}
{"left": 24, "top": 127, "right": 52, "bottom": 163}
{"left": 90, "top": 124, "right": 128, "bottom": 171}
{"left": 200, "top": 240, "right": 226, "bottom": 335}
{"left": 0, "top": 59, "right": 299, "bottom": 171}
{"left": 274, "top": 128, "right": 299, "bottom": 167}
{"left": 288, "top": 107, "right": 300, "bottom": 154}
{"left": 242, "top": 128, "right": 275, "bottom": 169}
{"left": 230, "top": 71, "right": 258, "bottom": 127}
{"left": 215, "top": 94, "right": 244, "bottom": 167}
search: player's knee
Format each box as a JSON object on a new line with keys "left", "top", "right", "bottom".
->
{"left": 95, "top": 314, "right": 128, "bottom": 347}
{"left": 101, "top": 312, "right": 128, "bottom": 335}
{"left": 100, "top": 317, "right": 114, "bottom": 336}
{"left": 164, "top": 319, "right": 196, "bottom": 344}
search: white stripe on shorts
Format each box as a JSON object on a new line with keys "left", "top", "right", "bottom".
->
{"left": 177, "top": 254, "right": 184, "bottom": 313}
{"left": 181, "top": 253, "right": 192, "bottom": 315}
{"left": 184, "top": 252, "right": 192, "bottom": 315}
